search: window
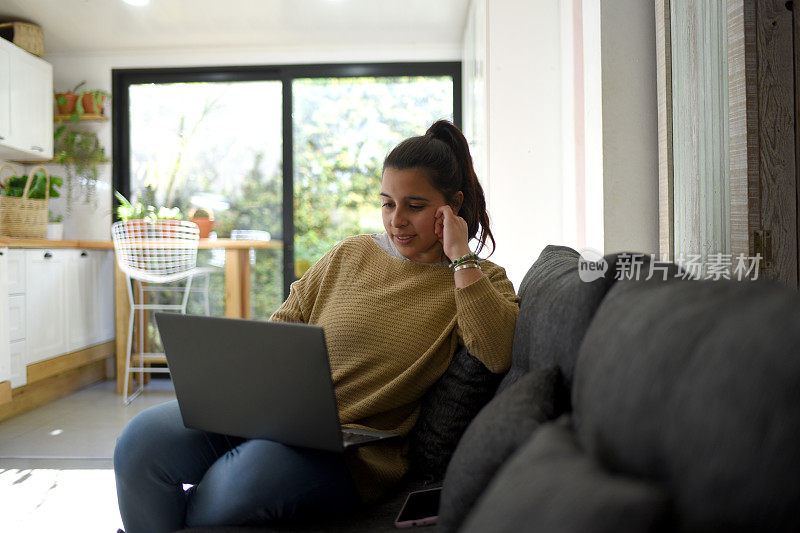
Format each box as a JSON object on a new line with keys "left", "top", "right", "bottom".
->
{"left": 113, "top": 63, "right": 460, "bottom": 317}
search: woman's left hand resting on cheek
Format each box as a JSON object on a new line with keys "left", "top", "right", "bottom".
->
{"left": 434, "top": 205, "right": 471, "bottom": 261}
{"left": 435, "top": 205, "right": 483, "bottom": 288}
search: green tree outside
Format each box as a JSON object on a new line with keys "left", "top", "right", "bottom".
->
{"left": 130, "top": 76, "right": 453, "bottom": 326}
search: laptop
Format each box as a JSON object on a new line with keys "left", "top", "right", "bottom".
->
{"left": 154, "top": 312, "right": 399, "bottom": 452}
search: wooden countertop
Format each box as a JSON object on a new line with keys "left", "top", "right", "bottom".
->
{"left": 0, "top": 237, "right": 281, "bottom": 250}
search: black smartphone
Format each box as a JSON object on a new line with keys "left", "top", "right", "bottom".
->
{"left": 394, "top": 487, "right": 442, "bottom": 528}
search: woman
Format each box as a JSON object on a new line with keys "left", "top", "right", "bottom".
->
{"left": 114, "top": 120, "right": 519, "bottom": 532}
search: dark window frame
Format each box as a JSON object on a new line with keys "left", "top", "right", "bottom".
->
{"left": 111, "top": 62, "right": 462, "bottom": 298}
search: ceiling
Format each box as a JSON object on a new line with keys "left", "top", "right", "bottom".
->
{"left": 0, "top": 0, "right": 470, "bottom": 56}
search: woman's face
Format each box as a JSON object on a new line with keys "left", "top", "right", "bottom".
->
{"left": 381, "top": 167, "right": 449, "bottom": 264}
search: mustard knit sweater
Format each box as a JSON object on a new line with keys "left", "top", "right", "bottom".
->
{"left": 270, "top": 234, "right": 519, "bottom": 501}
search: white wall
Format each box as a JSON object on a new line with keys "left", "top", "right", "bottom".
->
{"left": 600, "top": 0, "right": 659, "bottom": 256}
{"left": 482, "top": 0, "right": 565, "bottom": 289}
{"left": 462, "top": 0, "right": 659, "bottom": 289}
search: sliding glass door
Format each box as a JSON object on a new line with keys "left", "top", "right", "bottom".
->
{"left": 292, "top": 75, "right": 454, "bottom": 275}
{"left": 114, "top": 63, "right": 460, "bottom": 318}
{"left": 127, "top": 80, "right": 284, "bottom": 318}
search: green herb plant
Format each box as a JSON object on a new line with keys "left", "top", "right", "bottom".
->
{"left": 0, "top": 169, "right": 62, "bottom": 199}
{"left": 54, "top": 126, "right": 107, "bottom": 209}
{"left": 115, "top": 191, "right": 182, "bottom": 222}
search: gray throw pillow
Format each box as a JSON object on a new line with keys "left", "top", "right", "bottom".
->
{"left": 407, "top": 346, "right": 502, "bottom": 481}
{"left": 499, "top": 245, "right": 619, "bottom": 394}
{"left": 460, "top": 417, "right": 670, "bottom": 533}
{"left": 438, "top": 367, "right": 567, "bottom": 533}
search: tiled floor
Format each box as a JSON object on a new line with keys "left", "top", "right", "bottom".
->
{"left": 0, "top": 378, "right": 177, "bottom": 532}
{"left": 0, "top": 378, "right": 176, "bottom": 463}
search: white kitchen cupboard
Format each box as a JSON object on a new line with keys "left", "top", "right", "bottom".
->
{"left": 95, "top": 250, "right": 116, "bottom": 343}
{"left": 0, "top": 37, "right": 52, "bottom": 162}
{"left": 8, "top": 294, "right": 24, "bottom": 341}
{"left": 24, "top": 248, "right": 68, "bottom": 365}
{"left": 0, "top": 47, "right": 10, "bottom": 144}
{"left": 8, "top": 339, "right": 26, "bottom": 388}
{"left": 0, "top": 249, "right": 9, "bottom": 383}
{"left": 67, "top": 249, "right": 96, "bottom": 351}
{"left": 1, "top": 248, "right": 27, "bottom": 387}
{"left": 1, "top": 246, "right": 115, "bottom": 389}
{"left": 5, "top": 247, "right": 24, "bottom": 293}
{"left": 67, "top": 250, "right": 115, "bottom": 351}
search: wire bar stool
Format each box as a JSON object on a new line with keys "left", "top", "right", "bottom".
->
{"left": 112, "top": 220, "right": 214, "bottom": 404}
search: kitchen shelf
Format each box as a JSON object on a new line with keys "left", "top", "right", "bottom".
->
{"left": 36, "top": 158, "right": 111, "bottom": 165}
{"left": 54, "top": 113, "right": 109, "bottom": 123}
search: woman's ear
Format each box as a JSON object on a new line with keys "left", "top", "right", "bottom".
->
{"left": 451, "top": 191, "right": 464, "bottom": 214}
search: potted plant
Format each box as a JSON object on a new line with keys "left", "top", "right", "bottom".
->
{"left": 0, "top": 170, "right": 62, "bottom": 199}
{"left": 187, "top": 206, "right": 214, "bottom": 238}
{"left": 115, "top": 191, "right": 183, "bottom": 232}
{"left": 54, "top": 125, "right": 107, "bottom": 210}
{"left": 0, "top": 168, "right": 62, "bottom": 239}
{"left": 55, "top": 81, "right": 111, "bottom": 122}
{"left": 115, "top": 191, "right": 148, "bottom": 222}
{"left": 47, "top": 212, "right": 64, "bottom": 240}
{"left": 54, "top": 81, "right": 83, "bottom": 118}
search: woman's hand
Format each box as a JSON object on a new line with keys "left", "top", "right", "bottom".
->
{"left": 435, "top": 205, "right": 472, "bottom": 261}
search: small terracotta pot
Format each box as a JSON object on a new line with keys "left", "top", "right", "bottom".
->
{"left": 82, "top": 93, "right": 105, "bottom": 115}
{"left": 55, "top": 93, "right": 79, "bottom": 114}
{"left": 191, "top": 217, "right": 214, "bottom": 239}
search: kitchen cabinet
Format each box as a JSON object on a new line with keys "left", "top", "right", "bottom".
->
{"left": 0, "top": 47, "right": 10, "bottom": 144}
{"left": 0, "top": 37, "right": 52, "bottom": 162}
{"left": 8, "top": 340, "right": 25, "bottom": 388}
{"left": 5, "top": 247, "right": 24, "bottom": 293}
{"left": 1, "top": 245, "right": 116, "bottom": 390}
{"left": 67, "top": 250, "right": 115, "bottom": 351}
{"left": 67, "top": 249, "right": 95, "bottom": 351}
{"left": 0, "top": 248, "right": 26, "bottom": 387}
{"left": 0, "top": 249, "right": 8, "bottom": 383}
{"left": 95, "top": 250, "right": 116, "bottom": 343}
{"left": 25, "top": 248, "right": 68, "bottom": 365}
{"left": 8, "top": 293, "right": 24, "bottom": 341}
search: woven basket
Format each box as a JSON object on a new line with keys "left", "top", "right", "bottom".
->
{"left": 0, "top": 164, "right": 50, "bottom": 239}
{"left": 0, "top": 22, "right": 45, "bottom": 57}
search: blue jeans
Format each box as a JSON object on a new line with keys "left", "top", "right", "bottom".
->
{"left": 114, "top": 400, "right": 360, "bottom": 533}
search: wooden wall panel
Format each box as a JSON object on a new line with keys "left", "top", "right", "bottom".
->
{"left": 757, "top": 0, "right": 797, "bottom": 285}
{"left": 728, "top": 0, "right": 757, "bottom": 258}
{"left": 657, "top": 0, "right": 675, "bottom": 261}
{"left": 794, "top": 0, "right": 800, "bottom": 287}
{"left": 671, "top": 0, "right": 731, "bottom": 263}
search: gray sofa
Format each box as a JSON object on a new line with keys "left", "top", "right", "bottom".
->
{"left": 180, "top": 245, "right": 800, "bottom": 532}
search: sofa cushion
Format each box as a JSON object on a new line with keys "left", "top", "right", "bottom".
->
{"left": 573, "top": 276, "right": 800, "bottom": 530}
{"left": 438, "top": 367, "right": 568, "bottom": 533}
{"left": 498, "top": 245, "right": 618, "bottom": 393}
{"left": 407, "top": 346, "right": 501, "bottom": 481}
{"left": 460, "top": 416, "right": 670, "bottom": 533}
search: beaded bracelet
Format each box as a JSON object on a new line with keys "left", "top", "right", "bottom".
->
{"left": 449, "top": 252, "right": 480, "bottom": 269}
{"left": 453, "top": 261, "right": 481, "bottom": 272}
